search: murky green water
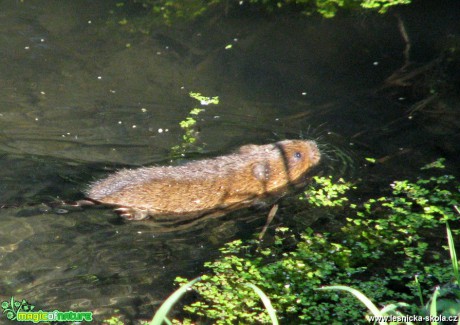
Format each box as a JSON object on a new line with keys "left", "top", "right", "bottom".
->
{"left": 0, "top": 0, "right": 459, "bottom": 323}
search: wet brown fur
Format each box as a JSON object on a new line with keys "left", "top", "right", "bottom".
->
{"left": 86, "top": 140, "right": 321, "bottom": 220}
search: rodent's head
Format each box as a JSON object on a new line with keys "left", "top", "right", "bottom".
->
{"left": 275, "top": 140, "right": 321, "bottom": 182}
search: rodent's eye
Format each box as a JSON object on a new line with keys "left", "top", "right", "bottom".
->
{"left": 294, "top": 152, "right": 302, "bottom": 159}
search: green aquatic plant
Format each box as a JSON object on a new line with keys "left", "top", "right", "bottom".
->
{"left": 302, "top": 176, "right": 355, "bottom": 207}
{"left": 188, "top": 92, "right": 219, "bottom": 105}
{"left": 146, "top": 276, "right": 280, "bottom": 325}
{"left": 319, "top": 222, "right": 460, "bottom": 324}
{"left": 170, "top": 92, "right": 219, "bottom": 157}
{"left": 175, "top": 239, "right": 278, "bottom": 324}
{"left": 170, "top": 158, "right": 459, "bottom": 324}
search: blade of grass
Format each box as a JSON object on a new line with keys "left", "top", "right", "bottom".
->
{"left": 414, "top": 275, "right": 424, "bottom": 307}
{"left": 429, "top": 286, "right": 440, "bottom": 325}
{"left": 380, "top": 303, "right": 414, "bottom": 325}
{"left": 149, "top": 277, "right": 201, "bottom": 325}
{"left": 446, "top": 221, "right": 460, "bottom": 283}
{"left": 380, "top": 302, "right": 410, "bottom": 314}
{"left": 246, "top": 283, "right": 279, "bottom": 325}
{"left": 317, "top": 286, "right": 386, "bottom": 325}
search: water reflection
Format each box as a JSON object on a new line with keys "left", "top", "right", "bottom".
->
{"left": 0, "top": 205, "right": 288, "bottom": 321}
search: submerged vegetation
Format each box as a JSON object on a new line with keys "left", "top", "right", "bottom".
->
{"left": 146, "top": 159, "right": 460, "bottom": 324}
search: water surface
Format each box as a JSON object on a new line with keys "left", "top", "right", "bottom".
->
{"left": 0, "top": 0, "right": 459, "bottom": 323}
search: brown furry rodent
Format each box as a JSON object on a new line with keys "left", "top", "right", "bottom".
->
{"left": 86, "top": 140, "right": 320, "bottom": 220}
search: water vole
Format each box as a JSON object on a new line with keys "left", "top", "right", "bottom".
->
{"left": 86, "top": 140, "right": 321, "bottom": 220}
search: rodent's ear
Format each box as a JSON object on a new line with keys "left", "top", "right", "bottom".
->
{"left": 238, "top": 144, "right": 258, "bottom": 154}
{"left": 252, "top": 162, "right": 270, "bottom": 181}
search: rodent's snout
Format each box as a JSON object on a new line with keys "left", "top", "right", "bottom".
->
{"left": 307, "top": 141, "right": 321, "bottom": 165}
